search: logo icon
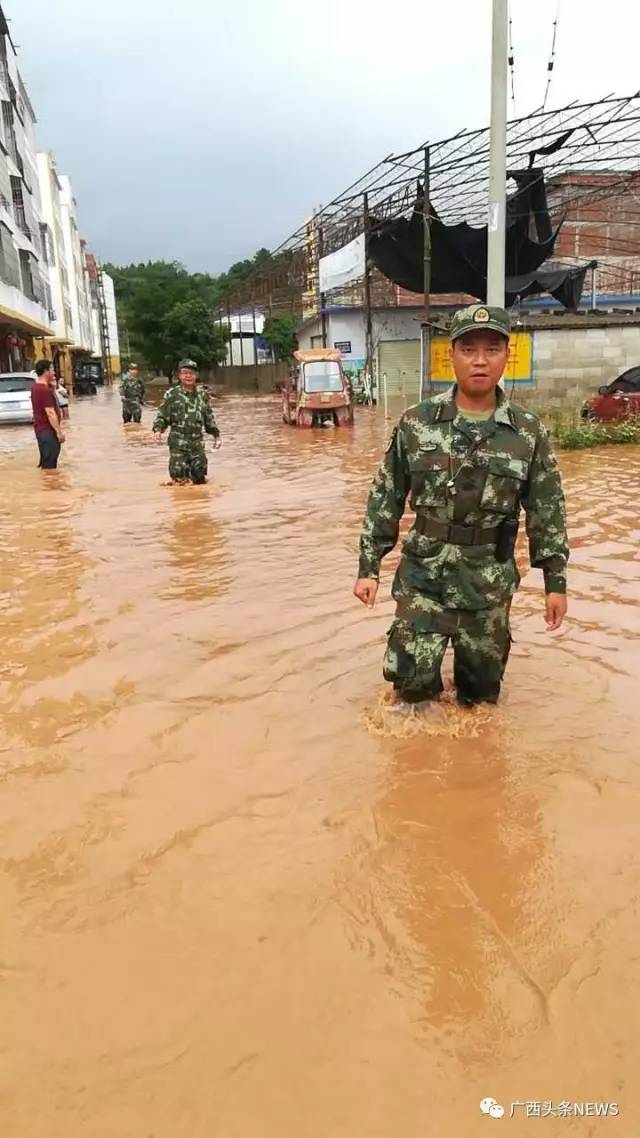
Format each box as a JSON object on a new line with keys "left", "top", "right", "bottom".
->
{"left": 474, "top": 307, "right": 490, "bottom": 323}
{"left": 480, "top": 1097, "right": 505, "bottom": 1119}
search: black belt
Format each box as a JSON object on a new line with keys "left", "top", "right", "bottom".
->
{"left": 414, "top": 516, "right": 500, "bottom": 546}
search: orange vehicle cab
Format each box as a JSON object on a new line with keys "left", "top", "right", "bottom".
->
{"left": 282, "top": 348, "right": 354, "bottom": 428}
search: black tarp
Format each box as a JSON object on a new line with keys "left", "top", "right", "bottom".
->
{"left": 368, "top": 168, "right": 589, "bottom": 309}
{"left": 504, "top": 263, "right": 593, "bottom": 308}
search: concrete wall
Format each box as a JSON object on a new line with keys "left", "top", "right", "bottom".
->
{"left": 215, "top": 361, "right": 288, "bottom": 392}
{"left": 299, "top": 309, "right": 640, "bottom": 405}
{"left": 532, "top": 324, "right": 640, "bottom": 404}
{"left": 298, "top": 308, "right": 424, "bottom": 362}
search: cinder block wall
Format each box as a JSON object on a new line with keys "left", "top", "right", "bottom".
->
{"left": 531, "top": 325, "right": 640, "bottom": 404}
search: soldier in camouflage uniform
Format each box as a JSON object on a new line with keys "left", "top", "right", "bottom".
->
{"left": 152, "top": 358, "right": 221, "bottom": 484}
{"left": 120, "top": 363, "right": 145, "bottom": 423}
{"left": 354, "top": 304, "right": 568, "bottom": 708}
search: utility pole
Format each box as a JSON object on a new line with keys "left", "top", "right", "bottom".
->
{"left": 318, "top": 224, "right": 327, "bottom": 348}
{"left": 420, "top": 145, "right": 432, "bottom": 400}
{"left": 487, "top": 0, "right": 508, "bottom": 306}
{"left": 363, "top": 193, "right": 374, "bottom": 388}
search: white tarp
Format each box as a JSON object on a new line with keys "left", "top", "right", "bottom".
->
{"left": 318, "top": 233, "right": 366, "bottom": 293}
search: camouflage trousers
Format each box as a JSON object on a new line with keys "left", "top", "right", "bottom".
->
{"left": 383, "top": 595, "right": 512, "bottom": 705}
{"left": 122, "top": 399, "right": 142, "bottom": 423}
{"left": 168, "top": 440, "right": 208, "bottom": 484}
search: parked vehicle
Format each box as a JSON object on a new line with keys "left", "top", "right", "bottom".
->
{"left": 0, "top": 371, "right": 34, "bottom": 425}
{"left": 282, "top": 349, "right": 354, "bottom": 428}
{"left": 73, "top": 359, "right": 102, "bottom": 395}
{"left": 582, "top": 365, "right": 640, "bottom": 421}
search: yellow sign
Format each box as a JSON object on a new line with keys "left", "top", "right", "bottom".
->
{"left": 430, "top": 332, "right": 533, "bottom": 385}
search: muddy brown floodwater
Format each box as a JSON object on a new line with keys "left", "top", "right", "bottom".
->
{"left": 1, "top": 387, "right": 639, "bottom": 1137}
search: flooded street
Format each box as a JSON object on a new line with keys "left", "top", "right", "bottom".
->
{"left": 1, "top": 386, "right": 639, "bottom": 1137}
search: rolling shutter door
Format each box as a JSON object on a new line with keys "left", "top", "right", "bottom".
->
{"left": 378, "top": 340, "right": 421, "bottom": 404}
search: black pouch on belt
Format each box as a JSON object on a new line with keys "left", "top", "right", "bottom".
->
{"left": 495, "top": 516, "right": 519, "bottom": 563}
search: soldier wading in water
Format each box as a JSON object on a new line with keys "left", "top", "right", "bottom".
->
{"left": 354, "top": 304, "right": 569, "bottom": 714}
{"left": 153, "top": 358, "right": 221, "bottom": 484}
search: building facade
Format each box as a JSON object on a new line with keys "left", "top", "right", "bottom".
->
{"left": 59, "top": 174, "right": 93, "bottom": 363}
{"left": 84, "top": 251, "right": 121, "bottom": 378}
{"left": 222, "top": 312, "right": 272, "bottom": 366}
{"left": 0, "top": 11, "right": 53, "bottom": 371}
{"left": 36, "top": 150, "right": 75, "bottom": 381}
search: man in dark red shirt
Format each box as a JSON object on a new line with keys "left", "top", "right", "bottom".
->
{"left": 31, "top": 359, "right": 65, "bottom": 469}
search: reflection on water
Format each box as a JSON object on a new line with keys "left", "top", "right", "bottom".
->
{"left": 0, "top": 388, "right": 639, "bottom": 1137}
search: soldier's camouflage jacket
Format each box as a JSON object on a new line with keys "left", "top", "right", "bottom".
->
{"left": 120, "top": 374, "right": 145, "bottom": 404}
{"left": 152, "top": 385, "right": 220, "bottom": 446}
{"left": 358, "top": 386, "right": 568, "bottom": 611}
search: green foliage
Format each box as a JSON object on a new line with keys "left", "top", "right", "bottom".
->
{"left": 103, "top": 260, "right": 225, "bottom": 373}
{"left": 161, "top": 298, "right": 228, "bottom": 370}
{"left": 105, "top": 248, "right": 294, "bottom": 373}
{"left": 261, "top": 314, "right": 298, "bottom": 362}
{"left": 546, "top": 408, "right": 640, "bottom": 449}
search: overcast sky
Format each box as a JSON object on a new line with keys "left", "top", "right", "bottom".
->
{"left": 14, "top": 0, "right": 640, "bottom": 273}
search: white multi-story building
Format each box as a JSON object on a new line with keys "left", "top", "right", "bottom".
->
{"left": 36, "top": 149, "right": 75, "bottom": 379}
{"left": 59, "top": 174, "right": 93, "bottom": 356}
{"left": 84, "top": 251, "right": 121, "bottom": 378}
{"left": 0, "top": 10, "right": 52, "bottom": 370}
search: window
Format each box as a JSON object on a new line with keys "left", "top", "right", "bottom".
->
{"left": 39, "top": 223, "right": 55, "bottom": 266}
{"left": 310, "top": 334, "right": 324, "bottom": 348}
{"left": 2, "top": 100, "right": 16, "bottom": 162}
{"left": 19, "top": 248, "right": 34, "bottom": 299}
{"left": 0, "top": 376, "right": 32, "bottom": 393}
{"left": 0, "top": 219, "right": 20, "bottom": 288}
{"left": 303, "top": 361, "right": 343, "bottom": 393}
{"left": 0, "top": 36, "right": 9, "bottom": 89}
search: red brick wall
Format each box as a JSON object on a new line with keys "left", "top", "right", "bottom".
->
{"left": 549, "top": 173, "right": 640, "bottom": 293}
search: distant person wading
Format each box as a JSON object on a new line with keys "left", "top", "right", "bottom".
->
{"left": 31, "top": 359, "right": 65, "bottom": 470}
{"left": 152, "top": 359, "right": 221, "bottom": 484}
{"left": 120, "top": 363, "right": 145, "bottom": 423}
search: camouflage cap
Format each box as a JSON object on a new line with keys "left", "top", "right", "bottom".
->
{"left": 450, "top": 304, "right": 511, "bottom": 342}
{"left": 178, "top": 358, "right": 199, "bottom": 370}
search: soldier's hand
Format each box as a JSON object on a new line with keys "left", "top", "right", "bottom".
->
{"left": 545, "top": 592, "right": 567, "bottom": 631}
{"left": 212, "top": 436, "right": 222, "bottom": 450}
{"left": 354, "top": 578, "right": 379, "bottom": 608}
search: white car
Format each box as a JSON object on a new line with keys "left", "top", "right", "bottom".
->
{"left": 0, "top": 371, "right": 34, "bottom": 425}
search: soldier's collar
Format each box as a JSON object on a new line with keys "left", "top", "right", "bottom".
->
{"left": 433, "top": 385, "right": 517, "bottom": 430}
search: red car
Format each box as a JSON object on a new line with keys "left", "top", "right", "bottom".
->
{"left": 582, "top": 365, "right": 640, "bottom": 421}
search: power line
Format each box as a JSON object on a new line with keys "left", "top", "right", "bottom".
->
{"left": 541, "top": 0, "right": 561, "bottom": 112}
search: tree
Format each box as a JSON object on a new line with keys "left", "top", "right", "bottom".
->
{"left": 105, "top": 248, "right": 295, "bottom": 373}
{"left": 161, "top": 298, "right": 228, "bottom": 371}
{"left": 261, "top": 315, "right": 298, "bottom": 362}
{"left": 103, "top": 261, "right": 203, "bottom": 372}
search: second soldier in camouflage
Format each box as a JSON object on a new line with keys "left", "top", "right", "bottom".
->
{"left": 120, "top": 363, "right": 145, "bottom": 423}
{"left": 153, "top": 358, "right": 221, "bottom": 484}
{"left": 354, "top": 304, "right": 569, "bottom": 709}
